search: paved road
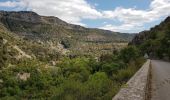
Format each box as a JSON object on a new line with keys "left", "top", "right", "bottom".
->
{"left": 151, "top": 60, "right": 170, "bottom": 100}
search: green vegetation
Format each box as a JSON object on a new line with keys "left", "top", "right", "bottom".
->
{"left": 131, "top": 17, "right": 170, "bottom": 60}
{"left": 0, "top": 11, "right": 149, "bottom": 100}
{"left": 0, "top": 37, "right": 7, "bottom": 69}
{"left": 0, "top": 46, "right": 145, "bottom": 100}
{"left": 61, "top": 38, "right": 71, "bottom": 48}
{"left": 0, "top": 11, "right": 134, "bottom": 56}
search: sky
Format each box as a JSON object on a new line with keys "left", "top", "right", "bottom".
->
{"left": 0, "top": 0, "right": 170, "bottom": 33}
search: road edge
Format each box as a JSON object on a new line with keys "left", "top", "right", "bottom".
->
{"left": 145, "top": 60, "right": 152, "bottom": 100}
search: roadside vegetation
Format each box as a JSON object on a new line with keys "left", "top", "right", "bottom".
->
{"left": 131, "top": 17, "right": 170, "bottom": 60}
{"left": 0, "top": 43, "right": 145, "bottom": 100}
{"left": 1, "top": 11, "right": 170, "bottom": 100}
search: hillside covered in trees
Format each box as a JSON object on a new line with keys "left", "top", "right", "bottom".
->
{"left": 130, "top": 17, "right": 170, "bottom": 60}
{"left": 0, "top": 11, "right": 145, "bottom": 100}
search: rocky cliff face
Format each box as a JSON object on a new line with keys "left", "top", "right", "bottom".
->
{"left": 129, "top": 31, "right": 149, "bottom": 45}
{"left": 0, "top": 11, "right": 135, "bottom": 59}
{"left": 0, "top": 11, "right": 135, "bottom": 57}
{"left": 0, "top": 11, "right": 41, "bottom": 23}
{"left": 0, "top": 11, "right": 133, "bottom": 42}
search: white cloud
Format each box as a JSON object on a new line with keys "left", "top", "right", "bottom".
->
{"left": 0, "top": 0, "right": 170, "bottom": 32}
{"left": 0, "top": 1, "right": 18, "bottom": 7}
{"left": 101, "top": 23, "right": 144, "bottom": 33}
{"left": 100, "top": 0, "right": 170, "bottom": 32}
{"left": 0, "top": 0, "right": 102, "bottom": 25}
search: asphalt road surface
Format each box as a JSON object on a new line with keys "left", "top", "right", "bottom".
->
{"left": 151, "top": 60, "right": 170, "bottom": 100}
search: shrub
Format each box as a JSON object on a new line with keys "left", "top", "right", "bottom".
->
{"left": 119, "top": 46, "right": 140, "bottom": 63}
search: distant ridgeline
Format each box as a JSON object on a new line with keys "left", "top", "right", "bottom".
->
{"left": 130, "top": 17, "right": 170, "bottom": 60}
{"left": 0, "top": 11, "right": 134, "bottom": 57}
{"left": 0, "top": 11, "right": 132, "bottom": 42}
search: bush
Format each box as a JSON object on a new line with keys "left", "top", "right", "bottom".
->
{"left": 119, "top": 46, "right": 140, "bottom": 63}
{"left": 100, "top": 63, "right": 120, "bottom": 76}
{"left": 0, "top": 47, "right": 145, "bottom": 99}
{"left": 85, "top": 72, "right": 113, "bottom": 100}
{"left": 115, "top": 66, "right": 136, "bottom": 82}
{"left": 61, "top": 39, "right": 71, "bottom": 48}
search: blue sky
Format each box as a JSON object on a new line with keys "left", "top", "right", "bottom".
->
{"left": 0, "top": 0, "right": 170, "bottom": 33}
{"left": 86, "top": 0, "right": 151, "bottom": 27}
{"left": 87, "top": 0, "right": 151, "bottom": 10}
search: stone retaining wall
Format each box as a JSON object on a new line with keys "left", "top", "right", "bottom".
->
{"left": 113, "top": 60, "right": 151, "bottom": 100}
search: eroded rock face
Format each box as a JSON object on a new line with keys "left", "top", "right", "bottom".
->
{"left": 0, "top": 11, "right": 133, "bottom": 42}
{"left": 0, "top": 11, "right": 133, "bottom": 58}
{"left": 129, "top": 31, "right": 150, "bottom": 45}
{"left": 0, "top": 11, "right": 41, "bottom": 23}
{"left": 17, "top": 72, "right": 30, "bottom": 81}
{"left": 13, "top": 45, "right": 32, "bottom": 60}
